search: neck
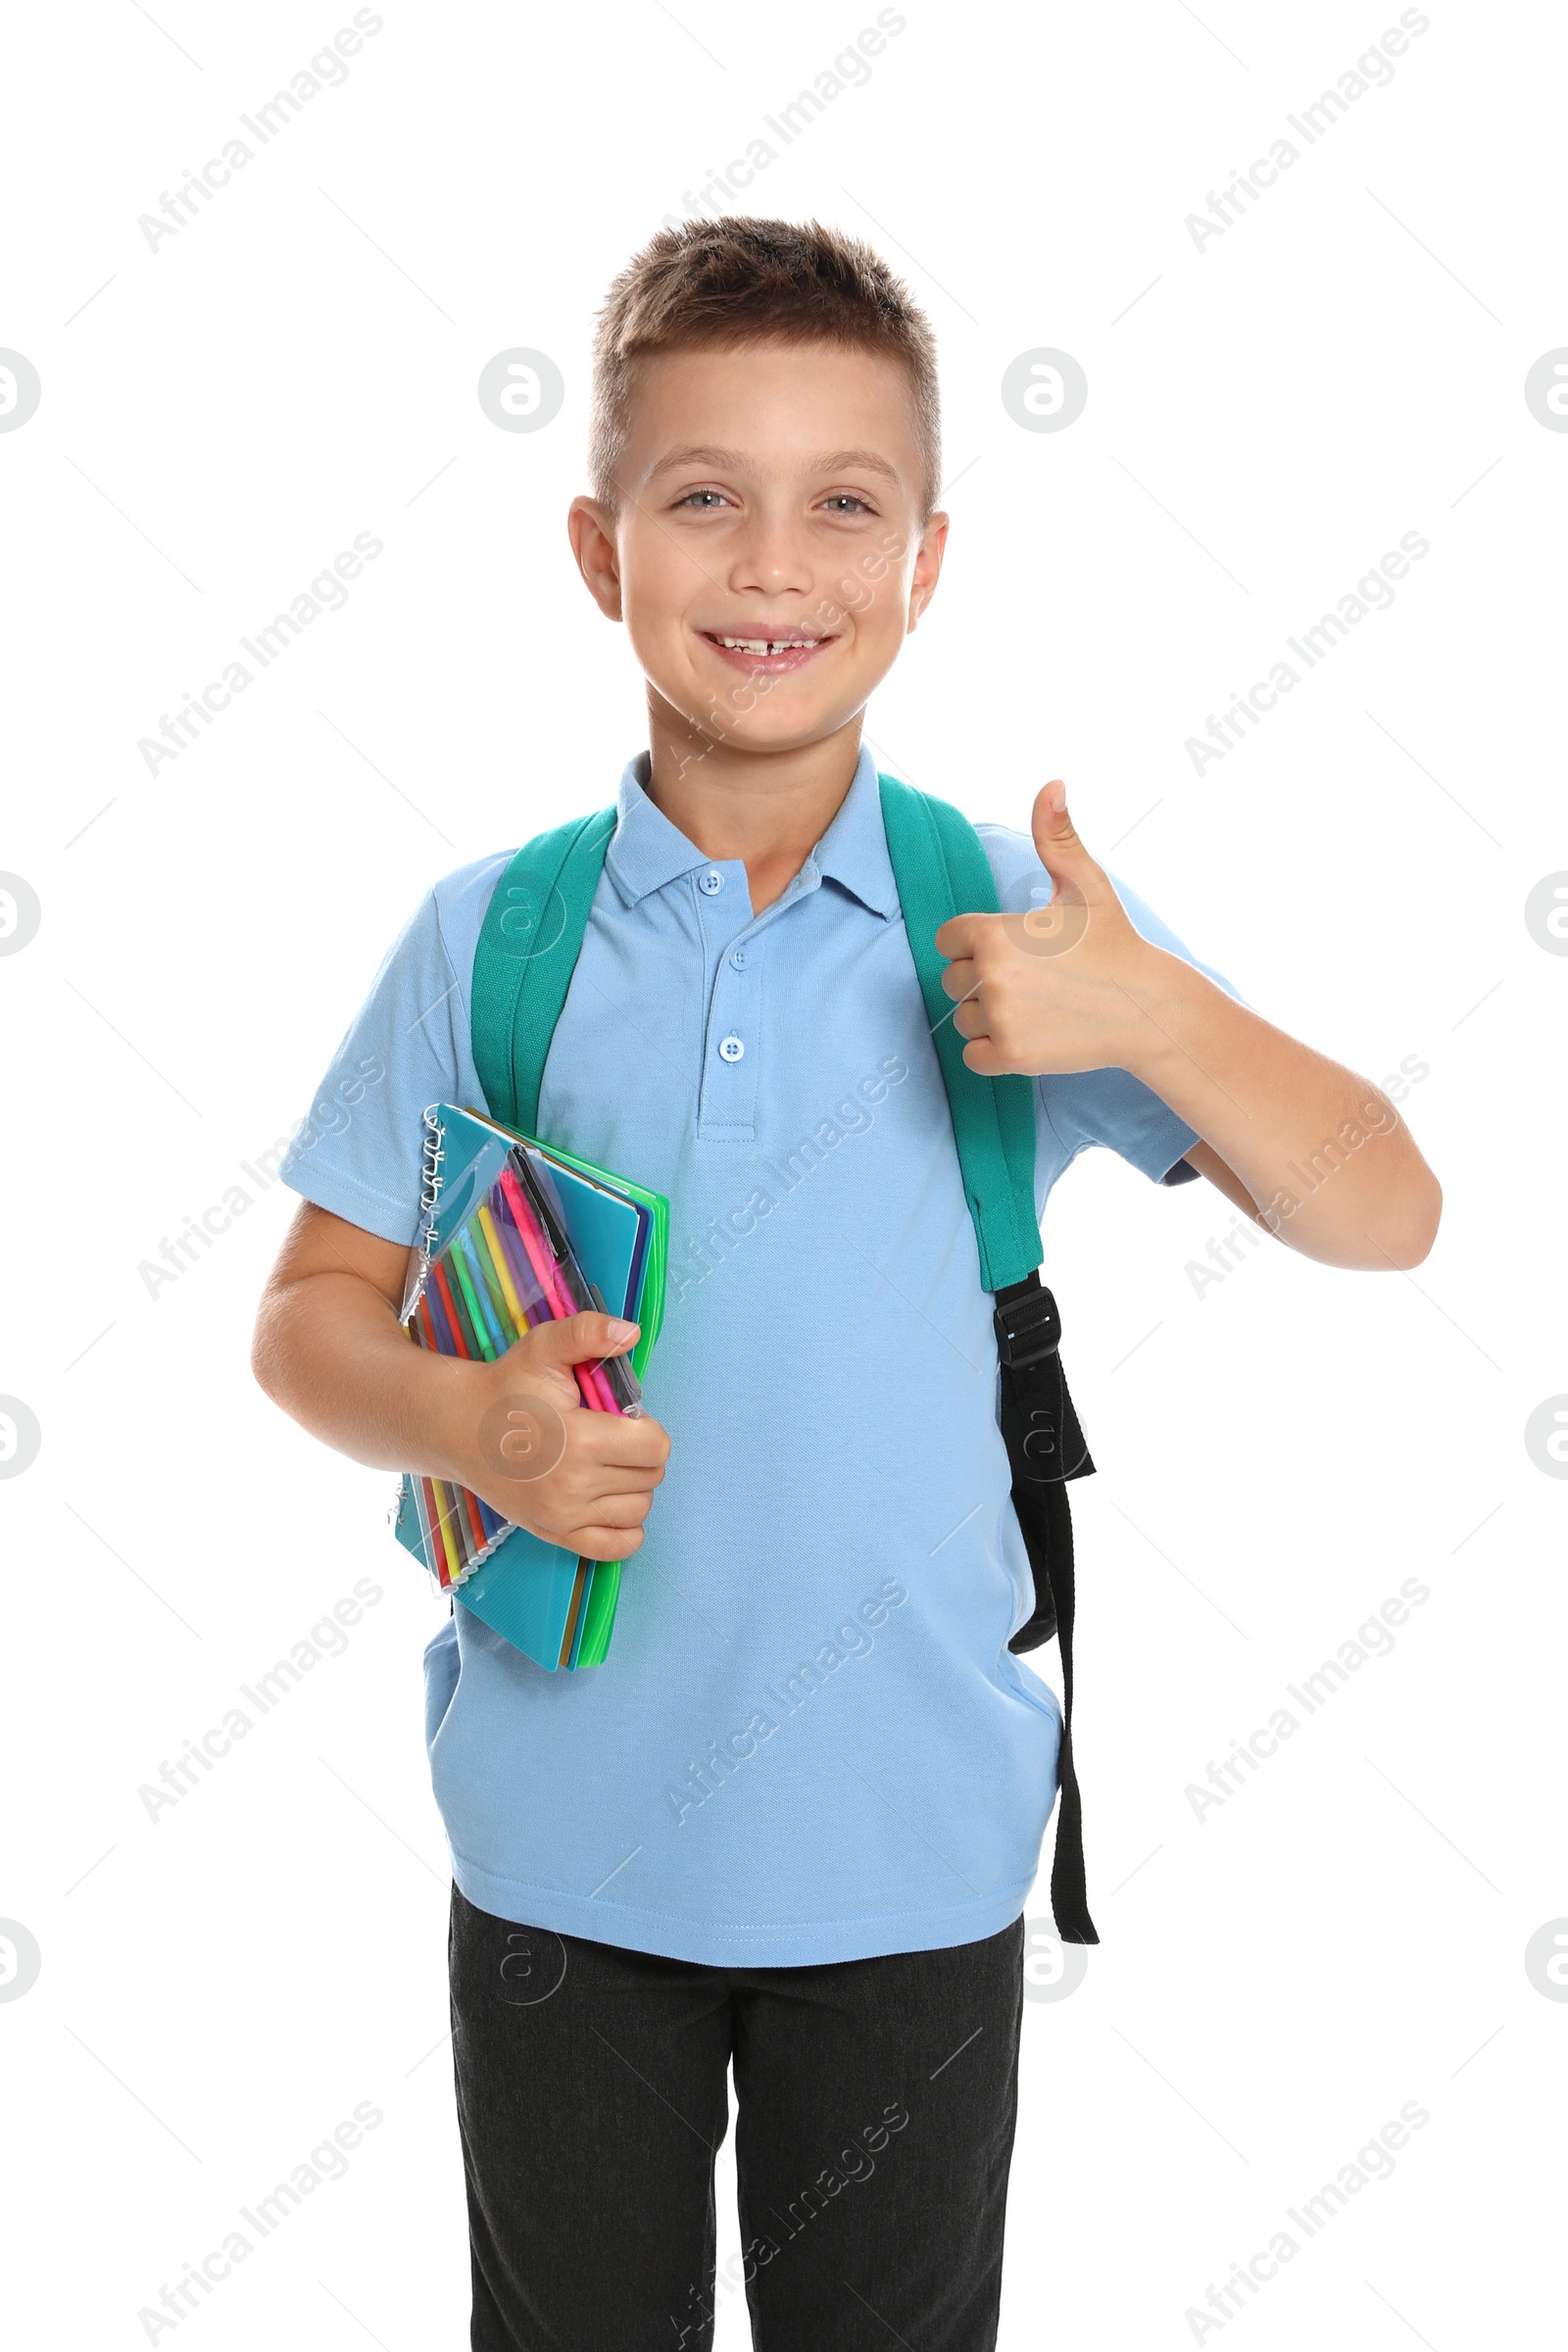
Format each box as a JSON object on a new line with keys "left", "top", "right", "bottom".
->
{"left": 644, "top": 694, "right": 864, "bottom": 912}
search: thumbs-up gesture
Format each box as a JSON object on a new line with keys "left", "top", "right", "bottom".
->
{"left": 934, "top": 781, "right": 1162, "bottom": 1078}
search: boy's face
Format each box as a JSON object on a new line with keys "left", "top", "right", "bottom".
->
{"left": 569, "top": 339, "right": 948, "bottom": 761}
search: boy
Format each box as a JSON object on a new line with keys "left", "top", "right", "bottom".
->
{"left": 252, "top": 218, "right": 1441, "bottom": 2350}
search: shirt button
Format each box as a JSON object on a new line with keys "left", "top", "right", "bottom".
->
{"left": 729, "top": 946, "right": 748, "bottom": 970}
{"left": 717, "top": 1034, "right": 745, "bottom": 1063}
{"left": 699, "top": 868, "right": 724, "bottom": 896}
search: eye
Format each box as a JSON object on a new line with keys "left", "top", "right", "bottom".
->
{"left": 676, "top": 488, "right": 732, "bottom": 510}
{"left": 821, "top": 493, "right": 873, "bottom": 514}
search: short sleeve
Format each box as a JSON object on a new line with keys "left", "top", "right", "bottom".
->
{"left": 275, "top": 861, "right": 502, "bottom": 1246}
{"left": 973, "top": 823, "right": 1248, "bottom": 1201}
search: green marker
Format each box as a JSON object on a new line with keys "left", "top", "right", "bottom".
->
{"left": 449, "top": 1237, "right": 498, "bottom": 1362}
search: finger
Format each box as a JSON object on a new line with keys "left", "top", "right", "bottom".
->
{"left": 938, "top": 955, "right": 980, "bottom": 1004}
{"left": 573, "top": 1410, "right": 671, "bottom": 1469}
{"left": 574, "top": 1457, "right": 666, "bottom": 1499}
{"left": 1028, "top": 779, "right": 1103, "bottom": 903}
{"left": 566, "top": 1524, "right": 648, "bottom": 1561}
{"left": 574, "top": 1489, "right": 654, "bottom": 1529}
{"left": 960, "top": 1036, "right": 1009, "bottom": 1075}
{"left": 507, "top": 1311, "right": 639, "bottom": 1378}
{"left": 488, "top": 1356, "right": 582, "bottom": 1412}
{"left": 953, "top": 996, "right": 988, "bottom": 1041}
{"left": 934, "top": 912, "right": 991, "bottom": 962}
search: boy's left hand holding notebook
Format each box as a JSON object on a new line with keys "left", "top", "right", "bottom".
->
{"left": 252, "top": 1208, "right": 670, "bottom": 1565}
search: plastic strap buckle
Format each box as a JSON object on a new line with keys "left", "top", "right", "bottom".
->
{"left": 993, "top": 1273, "right": 1062, "bottom": 1370}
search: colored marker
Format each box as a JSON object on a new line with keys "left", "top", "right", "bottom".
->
{"left": 423, "top": 1273, "right": 459, "bottom": 1356}
{"left": 443, "top": 1253, "right": 484, "bottom": 1362}
{"left": 494, "top": 1173, "right": 606, "bottom": 1410}
{"left": 422, "top": 1285, "right": 507, "bottom": 1542}
{"left": 458, "top": 1475, "right": 487, "bottom": 1555}
{"left": 459, "top": 1224, "right": 509, "bottom": 1354}
{"left": 487, "top": 1188, "right": 550, "bottom": 1327}
{"left": 409, "top": 1313, "right": 472, "bottom": 1573}
{"left": 430, "top": 1477, "right": 465, "bottom": 1584}
{"left": 445, "top": 1472, "right": 475, "bottom": 1572}
{"left": 502, "top": 1167, "right": 620, "bottom": 1411}
{"left": 476, "top": 1200, "right": 528, "bottom": 1338}
{"left": 465, "top": 1216, "right": 517, "bottom": 1349}
{"left": 512, "top": 1156, "right": 624, "bottom": 1413}
{"left": 498, "top": 1163, "right": 569, "bottom": 1317}
{"left": 450, "top": 1234, "right": 499, "bottom": 1361}
{"left": 443, "top": 1250, "right": 489, "bottom": 1362}
{"left": 415, "top": 1295, "right": 442, "bottom": 1356}
{"left": 432, "top": 1260, "right": 473, "bottom": 1359}
{"left": 491, "top": 1179, "right": 554, "bottom": 1324}
{"left": 417, "top": 1475, "right": 449, "bottom": 1588}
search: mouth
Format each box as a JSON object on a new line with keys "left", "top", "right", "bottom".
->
{"left": 696, "top": 629, "right": 835, "bottom": 676}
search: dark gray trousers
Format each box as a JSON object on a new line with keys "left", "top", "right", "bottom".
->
{"left": 449, "top": 1884, "right": 1025, "bottom": 2350}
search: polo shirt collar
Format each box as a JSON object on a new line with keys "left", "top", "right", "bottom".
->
{"left": 604, "top": 742, "right": 898, "bottom": 919}
{"left": 605, "top": 752, "right": 710, "bottom": 904}
{"left": 807, "top": 741, "right": 899, "bottom": 918}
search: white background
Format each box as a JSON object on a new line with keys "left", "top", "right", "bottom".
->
{"left": 2, "top": 1, "right": 1564, "bottom": 2345}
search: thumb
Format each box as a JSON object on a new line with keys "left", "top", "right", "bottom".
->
{"left": 1029, "top": 779, "right": 1099, "bottom": 900}
{"left": 509, "top": 1310, "right": 638, "bottom": 1374}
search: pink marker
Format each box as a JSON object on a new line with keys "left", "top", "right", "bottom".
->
{"left": 507, "top": 1170, "right": 623, "bottom": 1414}
{"left": 497, "top": 1165, "right": 620, "bottom": 1414}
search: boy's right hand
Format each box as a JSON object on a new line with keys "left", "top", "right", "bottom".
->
{"left": 448, "top": 1312, "right": 670, "bottom": 1561}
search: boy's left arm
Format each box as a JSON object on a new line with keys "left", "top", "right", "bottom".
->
{"left": 936, "top": 782, "right": 1442, "bottom": 1272}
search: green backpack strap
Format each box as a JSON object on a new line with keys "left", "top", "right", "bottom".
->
{"left": 877, "top": 773, "right": 1043, "bottom": 1293}
{"left": 470, "top": 808, "right": 616, "bottom": 1130}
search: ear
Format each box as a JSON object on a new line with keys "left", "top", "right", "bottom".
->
{"left": 567, "top": 496, "right": 623, "bottom": 621}
{"left": 906, "top": 510, "right": 950, "bottom": 631}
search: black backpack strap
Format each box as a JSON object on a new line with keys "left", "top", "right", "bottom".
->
{"left": 996, "top": 1272, "right": 1099, "bottom": 1945}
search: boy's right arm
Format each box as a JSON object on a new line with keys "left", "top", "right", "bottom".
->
{"left": 251, "top": 1200, "right": 669, "bottom": 1561}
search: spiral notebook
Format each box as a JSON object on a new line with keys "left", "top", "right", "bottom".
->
{"left": 391, "top": 1102, "right": 667, "bottom": 1671}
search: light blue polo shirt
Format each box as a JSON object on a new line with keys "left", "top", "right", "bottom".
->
{"left": 279, "top": 742, "right": 1236, "bottom": 1966}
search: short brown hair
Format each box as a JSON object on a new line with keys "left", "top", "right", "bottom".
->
{"left": 588, "top": 216, "right": 942, "bottom": 524}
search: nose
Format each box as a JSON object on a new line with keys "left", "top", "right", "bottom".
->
{"left": 725, "top": 503, "right": 815, "bottom": 604}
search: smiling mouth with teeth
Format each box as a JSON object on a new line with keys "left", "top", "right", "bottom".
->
{"left": 710, "top": 635, "right": 827, "bottom": 654}
{"left": 699, "top": 630, "right": 833, "bottom": 662}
